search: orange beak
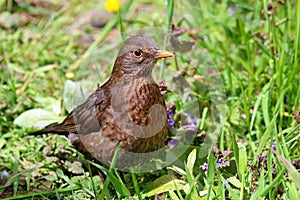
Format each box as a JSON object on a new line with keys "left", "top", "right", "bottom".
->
{"left": 155, "top": 50, "right": 174, "bottom": 59}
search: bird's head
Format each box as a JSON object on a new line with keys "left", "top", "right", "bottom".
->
{"left": 112, "top": 35, "right": 173, "bottom": 78}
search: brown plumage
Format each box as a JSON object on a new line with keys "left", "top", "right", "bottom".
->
{"left": 31, "top": 35, "right": 173, "bottom": 169}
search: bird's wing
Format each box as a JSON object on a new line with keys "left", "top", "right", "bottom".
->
{"left": 62, "top": 89, "right": 108, "bottom": 135}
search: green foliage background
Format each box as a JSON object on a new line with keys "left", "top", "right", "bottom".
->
{"left": 0, "top": 0, "right": 299, "bottom": 199}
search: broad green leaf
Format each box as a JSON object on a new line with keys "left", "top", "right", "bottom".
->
{"left": 187, "top": 148, "right": 197, "bottom": 175}
{"left": 238, "top": 143, "right": 247, "bottom": 175}
{"left": 14, "top": 108, "right": 62, "bottom": 128}
{"left": 145, "top": 175, "right": 186, "bottom": 197}
{"left": 182, "top": 183, "right": 190, "bottom": 195}
{"left": 34, "top": 96, "right": 61, "bottom": 115}
{"left": 63, "top": 80, "right": 90, "bottom": 112}
{"left": 207, "top": 148, "right": 215, "bottom": 185}
{"left": 229, "top": 106, "right": 240, "bottom": 126}
{"left": 227, "top": 176, "right": 242, "bottom": 189}
{"left": 167, "top": 166, "right": 187, "bottom": 176}
{"left": 221, "top": 176, "right": 240, "bottom": 200}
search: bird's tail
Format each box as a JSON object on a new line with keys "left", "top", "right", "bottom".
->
{"left": 29, "top": 124, "right": 68, "bottom": 136}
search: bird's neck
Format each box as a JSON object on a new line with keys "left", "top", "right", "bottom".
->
{"left": 111, "top": 56, "right": 154, "bottom": 83}
{"left": 110, "top": 66, "right": 155, "bottom": 87}
{"left": 109, "top": 74, "right": 155, "bottom": 90}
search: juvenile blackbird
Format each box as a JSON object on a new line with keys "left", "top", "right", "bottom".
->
{"left": 31, "top": 35, "right": 173, "bottom": 169}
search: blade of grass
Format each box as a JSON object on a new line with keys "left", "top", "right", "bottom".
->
{"left": 90, "top": 144, "right": 130, "bottom": 198}
{"left": 206, "top": 147, "right": 215, "bottom": 200}
{"left": 260, "top": 169, "right": 285, "bottom": 197}
{"left": 1, "top": 187, "right": 81, "bottom": 200}
{"left": 131, "top": 171, "right": 142, "bottom": 200}
{"left": 249, "top": 169, "right": 265, "bottom": 200}
{"left": 221, "top": 175, "right": 240, "bottom": 200}
{"left": 262, "top": 90, "right": 270, "bottom": 127}
{"left": 273, "top": 150, "right": 300, "bottom": 189}
{"left": 238, "top": 143, "right": 247, "bottom": 200}
{"left": 167, "top": 0, "right": 174, "bottom": 28}
{"left": 255, "top": 112, "right": 279, "bottom": 158}
{"left": 117, "top": 8, "right": 126, "bottom": 41}
{"left": 86, "top": 162, "right": 99, "bottom": 199}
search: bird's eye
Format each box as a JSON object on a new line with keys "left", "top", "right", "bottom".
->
{"left": 133, "top": 49, "right": 142, "bottom": 57}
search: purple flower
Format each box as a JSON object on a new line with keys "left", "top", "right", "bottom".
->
{"left": 182, "top": 113, "right": 199, "bottom": 131}
{"left": 272, "top": 142, "right": 276, "bottom": 150}
{"left": 230, "top": 5, "right": 236, "bottom": 15}
{"left": 167, "top": 109, "right": 174, "bottom": 117}
{"left": 201, "top": 162, "right": 208, "bottom": 171}
{"left": 186, "top": 112, "right": 192, "bottom": 117}
{"left": 186, "top": 123, "right": 197, "bottom": 131}
{"left": 186, "top": 117, "right": 198, "bottom": 130}
{"left": 168, "top": 119, "right": 175, "bottom": 127}
{"left": 187, "top": 93, "right": 194, "bottom": 100}
{"left": 216, "top": 160, "right": 224, "bottom": 167}
{"left": 264, "top": 42, "right": 268, "bottom": 47}
{"left": 190, "top": 118, "right": 198, "bottom": 125}
{"left": 167, "top": 137, "right": 178, "bottom": 148}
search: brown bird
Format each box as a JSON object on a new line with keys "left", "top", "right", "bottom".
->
{"left": 31, "top": 35, "right": 173, "bottom": 169}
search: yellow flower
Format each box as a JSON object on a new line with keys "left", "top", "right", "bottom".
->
{"left": 105, "top": 0, "right": 121, "bottom": 13}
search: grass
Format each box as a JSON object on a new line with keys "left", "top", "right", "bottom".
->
{"left": 0, "top": 0, "right": 299, "bottom": 199}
